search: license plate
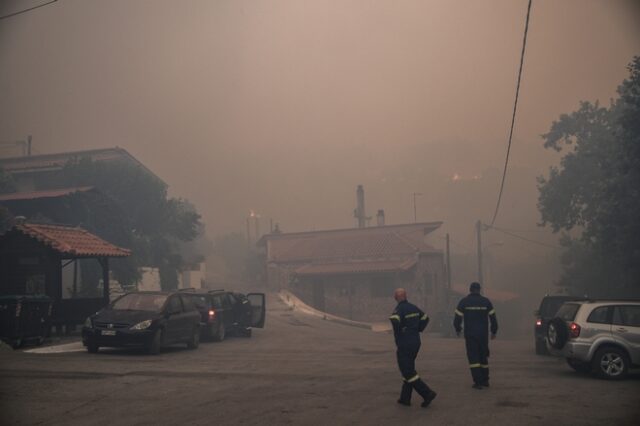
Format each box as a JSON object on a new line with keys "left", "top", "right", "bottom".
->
{"left": 101, "top": 330, "right": 116, "bottom": 336}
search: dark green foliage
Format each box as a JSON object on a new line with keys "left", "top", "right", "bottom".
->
{"left": 538, "top": 57, "right": 640, "bottom": 296}
{"left": 60, "top": 157, "right": 201, "bottom": 290}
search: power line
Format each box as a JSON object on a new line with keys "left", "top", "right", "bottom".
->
{"left": 0, "top": 0, "right": 58, "bottom": 21}
{"left": 487, "top": 224, "right": 561, "bottom": 250}
{"left": 489, "top": 0, "right": 533, "bottom": 226}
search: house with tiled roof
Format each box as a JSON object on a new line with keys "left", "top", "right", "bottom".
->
{"left": 258, "top": 222, "right": 448, "bottom": 322}
{"left": 0, "top": 147, "right": 165, "bottom": 192}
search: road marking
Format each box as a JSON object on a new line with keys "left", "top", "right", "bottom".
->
{"left": 24, "top": 342, "right": 85, "bottom": 354}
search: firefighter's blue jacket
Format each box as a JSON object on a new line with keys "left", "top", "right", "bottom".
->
{"left": 389, "top": 300, "right": 429, "bottom": 349}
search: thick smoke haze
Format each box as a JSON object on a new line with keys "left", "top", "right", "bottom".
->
{"left": 1, "top": 0, "right": 638, "bottom": 254}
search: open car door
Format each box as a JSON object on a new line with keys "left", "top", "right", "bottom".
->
{"left": 247, "top": 293, "right": 266, "bottom": 328}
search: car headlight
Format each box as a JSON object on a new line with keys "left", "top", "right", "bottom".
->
{"left": 130, "top": 320, "right": 152, "bottom": 330}
{"left": 84, "top": 317, "right": 93, "bottom": 328}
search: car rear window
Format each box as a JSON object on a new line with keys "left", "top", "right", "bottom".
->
{"left": 556, "top": 303, "right": 580, "bottom": 321}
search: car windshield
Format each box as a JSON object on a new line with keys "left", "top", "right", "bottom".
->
{"left": 555, "top": 303, "right": 580, "bottom": 321}
{"left": 111, "top": 293, "right": 168, "bottom": 312}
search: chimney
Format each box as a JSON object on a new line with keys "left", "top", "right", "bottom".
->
{"left": 354, "top": 185, "right": 366, "bottom": 228}
{"left": 376, "top": 209, "right": 385, "bottom": 226}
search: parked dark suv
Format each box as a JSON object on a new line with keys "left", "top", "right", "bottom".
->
{"left": 181, "top": 290, "right": 265, "bottom": 341}
{"left": 82, "top": 291, "right": 201, "bottom": 354}
{"left": 534, "top": 295, "right": 586, "bottom": 355}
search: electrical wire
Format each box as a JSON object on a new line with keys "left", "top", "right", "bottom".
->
{"left": 489, "top": 0, "right": 533, "bottom": 226}
{"left": 0, "top": 0, "right": 58, "bottom": 21}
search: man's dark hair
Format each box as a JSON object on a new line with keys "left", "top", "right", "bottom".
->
{"left": 470, "top": 282, "right": 481, "bottom": 293}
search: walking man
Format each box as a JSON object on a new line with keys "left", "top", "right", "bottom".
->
{"left": 389, "top": 288, "right": 437, "bottom": 407}
{"left": 453, "top": 282, "right": 498, "bottom": 389}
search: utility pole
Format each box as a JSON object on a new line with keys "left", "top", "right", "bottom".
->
{"left": 445, "top": 233, "right": 452, "bottom": 291}
{"left": 413, "top": 192, "right": 422, "bottom": 223}
{"left": 476, "top": 220, "right": 484, "bottom": 286}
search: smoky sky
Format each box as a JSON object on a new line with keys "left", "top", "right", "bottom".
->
{"left": 1, "top": 0, "right": 639, "bottom": 248}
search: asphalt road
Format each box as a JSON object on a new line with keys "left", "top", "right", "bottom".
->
{"left": 1, "top": 295, "right": 639, "bottom": 426}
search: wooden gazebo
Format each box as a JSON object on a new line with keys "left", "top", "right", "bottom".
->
{"left": 0, "top": 222, "right": 130, "bottom": 327}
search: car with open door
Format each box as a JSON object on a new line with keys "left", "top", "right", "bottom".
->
{"left": 180, "top": 290, "right": 265, "bottom": 341}
{"left": 82, "top": 291, "right": 201, "bottom": 355}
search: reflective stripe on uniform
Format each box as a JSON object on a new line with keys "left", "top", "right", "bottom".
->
{"left": 469, "top": 363, "right": 482, "bottom": 368}
{"left": 465, "top": 306, "right": 487, "bottom": 310}
{"left": 455, "top": 309, "right": 463, "bottom": 316}
{"left": 481, "top": 364, "right": 489, "bottom": 368}
{"left": 389, "top": 315, "right": 400, "bottom": 321}
{"left": 420, "top": 314, "right": 428, "bottom": 321}
{"left": 489, "top": 309, "right": 496, "bottom": 315}
{"left": 405, "top": 313, "right": 420, "bottom": 319}
{"left": 406, "top": 374, "right": 420, "bottom": 383}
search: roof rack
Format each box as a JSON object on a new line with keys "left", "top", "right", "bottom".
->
{"left": 208, "top": 289, "right": 225, "bottom": 293}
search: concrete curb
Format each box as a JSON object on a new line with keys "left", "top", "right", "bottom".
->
{"left": 278, "top": 290, "right": 391, "bottom": 332}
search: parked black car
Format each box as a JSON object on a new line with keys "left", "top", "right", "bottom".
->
{"left": 82, "top": 291, "right": 201, "bottom": 354}
{"left": 534, "top": 294, "right": 586, "bottom": 355}
{"left": 181, "top": 290, "right": 265, "bottom": 341}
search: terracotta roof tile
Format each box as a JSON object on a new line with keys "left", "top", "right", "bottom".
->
{"left": 265, "top": 223, "right": 441, "bottom": 263}
{"left": 295, "top": 258, "right": 417, "bottom": 276}
{"left": 11, "top": 223, "right": 130, "bottom": 258}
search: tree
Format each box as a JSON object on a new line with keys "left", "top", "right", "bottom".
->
{"left": 538, "top": 56, "right": 640, "bottom": 296}
{"left": 60, "top": 157, "right": 202, "bottom": 290}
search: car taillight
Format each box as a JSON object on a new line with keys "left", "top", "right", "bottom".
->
{"left": 208, "top": 310, "right": 216, "bottom": 320}
{"left": 535, "top": 319, "right": 542, "bottom": 327}
{"left": 569, "top": 322, "right": 581, "bottom": 338}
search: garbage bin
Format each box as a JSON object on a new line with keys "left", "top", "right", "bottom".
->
{"left": 0, "top": 295, "right": 52, "bottom": 349}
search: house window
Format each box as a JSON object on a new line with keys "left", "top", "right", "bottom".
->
{"left": 370, "top": 276, "right": 394, "bottom": 298}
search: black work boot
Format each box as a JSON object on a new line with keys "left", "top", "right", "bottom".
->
{"left": 421, "top": 391, "right": 437, "bottom": 408}
{"left": 398, "top": 382, "right": 412, "bottom": 406}
{"left": 472, "top": 383, "right": 483, "bottom": 390}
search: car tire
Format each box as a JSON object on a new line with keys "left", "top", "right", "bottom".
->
{"left": 566, "top": 358, "right": 590, "bottom": 373}
{"left": 592, "top": 347, "right": 629, "bottom": 380}
{"left": 212, "top": 322, "right": 225, "bottom": 342}
{"left": 547, "top": 318, "right": 568, "bottom": 350}
{"left": 187, "top": 327, "right": 200, "bottom": 349}
{"left": 535, "top": 338, "right": 548, "bottom": 355}
{"left": 87, "top": 342, "right": 99, "bottom": 354}
{"left": 147, "top": 329, "right": 162, "bottom": 355}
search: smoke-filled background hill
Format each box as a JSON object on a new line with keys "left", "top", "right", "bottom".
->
{"left": 1, "top": 0, "right": 639, "bottom": 297}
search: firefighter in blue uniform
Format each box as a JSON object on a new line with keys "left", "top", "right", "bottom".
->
{"left": 389, "top": 288, "right": 437, "bottom": 407}
{"left": 453, "top": 282, "right": 498, "bottom": 389}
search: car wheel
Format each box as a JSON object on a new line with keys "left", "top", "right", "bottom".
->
{"left": 212, "top": 322, "right": 225, "bottom": 342}
{"left": 187, "top": 327, "right": 200, "bottom": 349}
{"left": 535, "top": 338, "right": 548, "bottom": 355}
{"left": 147, "top": 329, "right": 162, "bottom": 355}
{"left": 87, "top": 342, "right": 99, "bottom": 354}
{"left": 566, "top": 358, "right": 590, "bottom": 373}
{"left": 592, "top": 347, "right": 629, "bottom": 380}
{"left": 547, "top": 318, "right": 568, "bottom": 350}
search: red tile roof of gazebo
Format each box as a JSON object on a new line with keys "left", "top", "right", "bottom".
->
{"left": 11, "top": 223, "right": 131, "bottom": 258}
